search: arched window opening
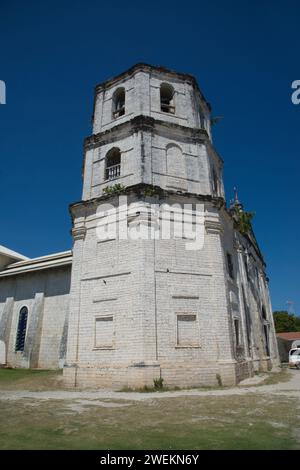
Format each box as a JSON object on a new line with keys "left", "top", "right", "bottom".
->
{"left": 160, "top": 83, "right": 175, "bottom": 114}
{"left": 15, "top": 306, "right": 28, "bottom": 352}
{"left": 112, "top": 88, "right": 125, "bottom": 118}
{"left": 105, "top": 148, "right": 121, "bottom": 180}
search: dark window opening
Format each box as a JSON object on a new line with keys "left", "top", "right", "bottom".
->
{"left": 105, "top": 148, "right": 121, "bottom": 180}
{"left": 15, "top": 306, "right": 28, "bottom": 352}
{"left": 160, "top": 83, "right": 175, "bottom": 114}
{"left": 243, "top": 254, "right": 250, "bottom": 281}
{"left": 234, "top": 318, "right": 240, "bottom": 346}
{"left": 227, "top": 252, "right": 234, "bottom": 280}
{"left": 263, "top": 324, "right": 270, "bottom": 356}
{"left": 200, "top": 112, "right": 205, "bottom": 129}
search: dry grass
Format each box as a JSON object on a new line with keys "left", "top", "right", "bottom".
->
{"left": 0, "top": 368, "right": 299, "bottom": 450}
{"left": 0, "top": 393, "right": 299, "bottom": 450}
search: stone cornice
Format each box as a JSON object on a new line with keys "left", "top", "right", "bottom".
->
{"left": 84, "top": 115, "right": 210, "bottom": 151}
{"left": 69, "top": 183, "right": 226, "bottom": 217}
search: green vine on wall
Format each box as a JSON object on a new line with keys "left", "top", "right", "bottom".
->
{"left": 232, "top": 205, "right": 255, "bottom": 235}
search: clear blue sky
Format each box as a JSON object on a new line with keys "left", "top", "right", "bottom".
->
{"left": 0, "top": 0, "right": 299, "bottom": 313}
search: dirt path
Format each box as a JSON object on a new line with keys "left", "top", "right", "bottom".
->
{"left": 0, "top": 369, "right": 299, "bottom": 403}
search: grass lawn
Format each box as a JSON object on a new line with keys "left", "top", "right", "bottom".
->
{"left": 0, "top": 368, "right": 63, "bottom": 390}
{"left": 0, "top": 394, "right": 299, "bottom": 450}
{"left": 0, "top": 368, "right": 299, "bottom": 450}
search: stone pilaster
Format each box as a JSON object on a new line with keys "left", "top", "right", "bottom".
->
{"left": 23, "top": 293, "right": 45, "bottom": 368}
{"left": 205, "top": 215, "right": 236, "bottom": 386}
{"left": 63, "top": 224, "right": 86, "bottom": 386}
{"left": 0, "top": 297, "right": 14, "bottom": 364}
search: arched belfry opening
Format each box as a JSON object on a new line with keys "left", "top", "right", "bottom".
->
{"left": 112, "top": 87, "right": 125, "bottom": 118}
{"left": 105, "top": 147, "right": 121, "bottom": 180}
{"left": 160, "top": 83, "right": 175, "bottom": 114}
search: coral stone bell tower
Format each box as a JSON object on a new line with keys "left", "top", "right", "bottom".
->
{"left": 63, "top": 64, "right": 279, "bottom": 389}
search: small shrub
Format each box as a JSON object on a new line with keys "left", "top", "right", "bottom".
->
{"left": 216, "top": 373, "right": 222, "bottom": 387}
{"left": 153, "top": 377, "right": 164, "bottom": 389}
{"left": 103, "top": 184, "right": 126, "bottom": 195}
{"left": 232, "top": 205, "right": 255, "bottom": 235}
{"left": 143, "top": 186, "right": 157, "bottom": 197}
